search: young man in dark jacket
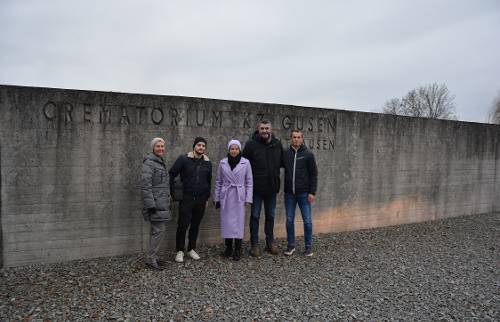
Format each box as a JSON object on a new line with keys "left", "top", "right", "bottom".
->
{"left": 283, "top": 130, "right": 318, "bottom": 256}
{"left": 242, "top": 120, "right": 283, "bottom": 257}
{"left": 169, "top": 137, "right": 212, "bottom": 263}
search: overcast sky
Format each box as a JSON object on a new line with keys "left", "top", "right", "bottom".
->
{"left": 1, "top": 1, "right": 499, "bottom": 123}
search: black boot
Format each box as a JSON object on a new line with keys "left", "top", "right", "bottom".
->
{"left": 233, "top": 239, "right": 242, "bottom": 261}
{"left": 223, "top": 238, "right": 233, "bottom": 257}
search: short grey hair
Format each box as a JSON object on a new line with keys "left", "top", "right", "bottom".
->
{"left": 150, "top": 137, "right": 165, "bottom": 151}
{"left": 257, "top": 119, "right": 272, "bottom": 128}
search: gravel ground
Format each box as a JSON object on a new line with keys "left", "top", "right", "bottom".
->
{"left": 1, "top": 213, "right": 499, "bottom": 321}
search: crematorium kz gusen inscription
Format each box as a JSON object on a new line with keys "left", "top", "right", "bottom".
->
{"left": 41, "top": 100, "right": 336, "bottom": 151}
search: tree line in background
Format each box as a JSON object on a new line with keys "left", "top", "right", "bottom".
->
{"left": 382, "top": 83, "right": 457, "bottom": 120}
{"left": 382, "top": 83, "right": 500, "bottom": 124}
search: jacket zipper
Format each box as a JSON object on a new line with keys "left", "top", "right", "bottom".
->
{"left": 195, "top": 162, "right": 201, "bottom": 198}
{"left": 292, "top": 148, "right": 297, "bottom": 194}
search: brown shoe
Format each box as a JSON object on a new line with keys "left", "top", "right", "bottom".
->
{"left": 250, "top": 247, "right": 261, "bottom": 257}
{"left": 267, "top": 244, "right": 279, "bottom": 255}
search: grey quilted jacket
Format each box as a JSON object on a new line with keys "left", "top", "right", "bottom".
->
{"left": 140, "top": 153, "right": 172, "bottom": 221}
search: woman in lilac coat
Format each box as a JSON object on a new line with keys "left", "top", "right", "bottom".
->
{"left": 214, "top": 139, "right": 253, "bottom": 260}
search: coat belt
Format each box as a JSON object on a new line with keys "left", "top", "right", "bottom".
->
{"left": 220, "top": 183, "right": 244, "bottom": 209}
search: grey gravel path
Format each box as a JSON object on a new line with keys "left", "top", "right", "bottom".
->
{"left": 1, "top": 213, "right": 499, "bottom": 321}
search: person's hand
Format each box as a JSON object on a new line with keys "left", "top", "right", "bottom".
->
{"left": 245, "top": 202, "right": 251, "bottom": 206}
{"left": 214, "top": 201, "right": 221, "bottom": 209}
{"left": 147, "top": 207, "right": 156, "bottom": 214}
{"left": 307, "top": 194, "right": 315, "bottom": 204}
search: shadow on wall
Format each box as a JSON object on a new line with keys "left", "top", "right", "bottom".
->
{"left": 313, "top": 196, "right": 423, "bottom": 234}
{"left": 271, "top": 195, "right": 473, "bottom": 239}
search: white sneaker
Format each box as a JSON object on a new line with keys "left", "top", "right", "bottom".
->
{"left": 175, "top": 251, "right": 184, "bottom": 263}
{"left": 187, "top": 249, "right": 200, "bottom": 260}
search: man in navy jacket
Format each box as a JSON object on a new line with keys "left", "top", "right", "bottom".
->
{"left": 282, "top": 130, "right": 318, "bottom": 256}
{"left": 169, "top": 137, "right": 212, "bottom": 263}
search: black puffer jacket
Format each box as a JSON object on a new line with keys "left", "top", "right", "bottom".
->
{"left": 283, "top": 144, "right": 318, "bottom": 195}
{"left": 140, "top": 153, "right": 172, "bottom": 221}
{"left": 168, "top": 152, "right": 212, "bottom": 200}
{"left": 242, "top": 132, "right": 283, "bottom": 196}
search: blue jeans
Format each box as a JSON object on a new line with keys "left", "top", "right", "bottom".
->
{"left": 285, "top": 192, "right": 312, "bottom": 249}
{"left": 250, "top": 193, "right": 277, "bottom": 247}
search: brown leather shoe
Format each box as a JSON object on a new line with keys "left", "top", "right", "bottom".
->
{"left": 267, "top": 244, "right": 279, "bottom": 255}
{"left": 250, "top": 247, "right": 261, "bottom": 257}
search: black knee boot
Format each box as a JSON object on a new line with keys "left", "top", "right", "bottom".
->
{"left": 224, "top": 238, "right": 233, "bottom": 257}
{"left": 233, "top": 239, "right": 242, "bottom": 261}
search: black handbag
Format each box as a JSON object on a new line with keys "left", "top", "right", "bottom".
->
{"left": 172, "top": 178, "right": 183, "bottom": 202}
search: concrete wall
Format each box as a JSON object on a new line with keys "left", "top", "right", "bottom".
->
{"left": 1, "top": 85, "right": 498, "bottom": 267}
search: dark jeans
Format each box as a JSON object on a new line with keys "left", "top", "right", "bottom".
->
{"left": 250, "top": 193, "right": 277, "bottom": 247}
{"left": 176, "top": 195, "right": 206, "bottom": 252}
{"left": 285, "top": 192, "right": 313, "bottom": 249}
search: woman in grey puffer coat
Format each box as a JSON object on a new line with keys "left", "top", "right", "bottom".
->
{"left": 140, "top": 137, "right": 172, "bottom": 270}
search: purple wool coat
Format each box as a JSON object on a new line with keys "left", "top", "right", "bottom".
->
{"left": 214, "top": 157, "right": 253, "bottom": 239}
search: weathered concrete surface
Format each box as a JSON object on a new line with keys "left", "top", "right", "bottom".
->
{"left": 0, "top": 85, "right": 499, "bottom": 267}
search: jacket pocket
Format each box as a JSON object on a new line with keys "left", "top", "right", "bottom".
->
{"left": 151, "top": 209, "right": 172, "bottom": 221}
{"left": 152, "top": 167, "right": 166, "bottom": 185}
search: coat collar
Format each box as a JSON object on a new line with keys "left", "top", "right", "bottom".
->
{"left": 289, "top": 144, "right": 306, "bottom": 153}
{"left": 145, "top": 152, "right": 166, "bottom": 165}
{"left": 221, "top": 157, "right": 248, "bottom": 174}
{"left": 187, "top": 151, "right": 210, "bottom": 161}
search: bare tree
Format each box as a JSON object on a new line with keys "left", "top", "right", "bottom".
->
{"left": 382, "top": 98, "right": 403, "bottom": 115}
{"left": 382, "top": 83, "right": 457, "bottom": 120}
{"left": 401, "top": 89, "right": 425, "bottom": 117}
{"left": 489, "top": 92, "right": 500, "bottom": 124}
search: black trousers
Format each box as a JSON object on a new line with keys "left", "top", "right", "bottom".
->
{"left": 176, "top": 195, "right": 206, "bottom": 252}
